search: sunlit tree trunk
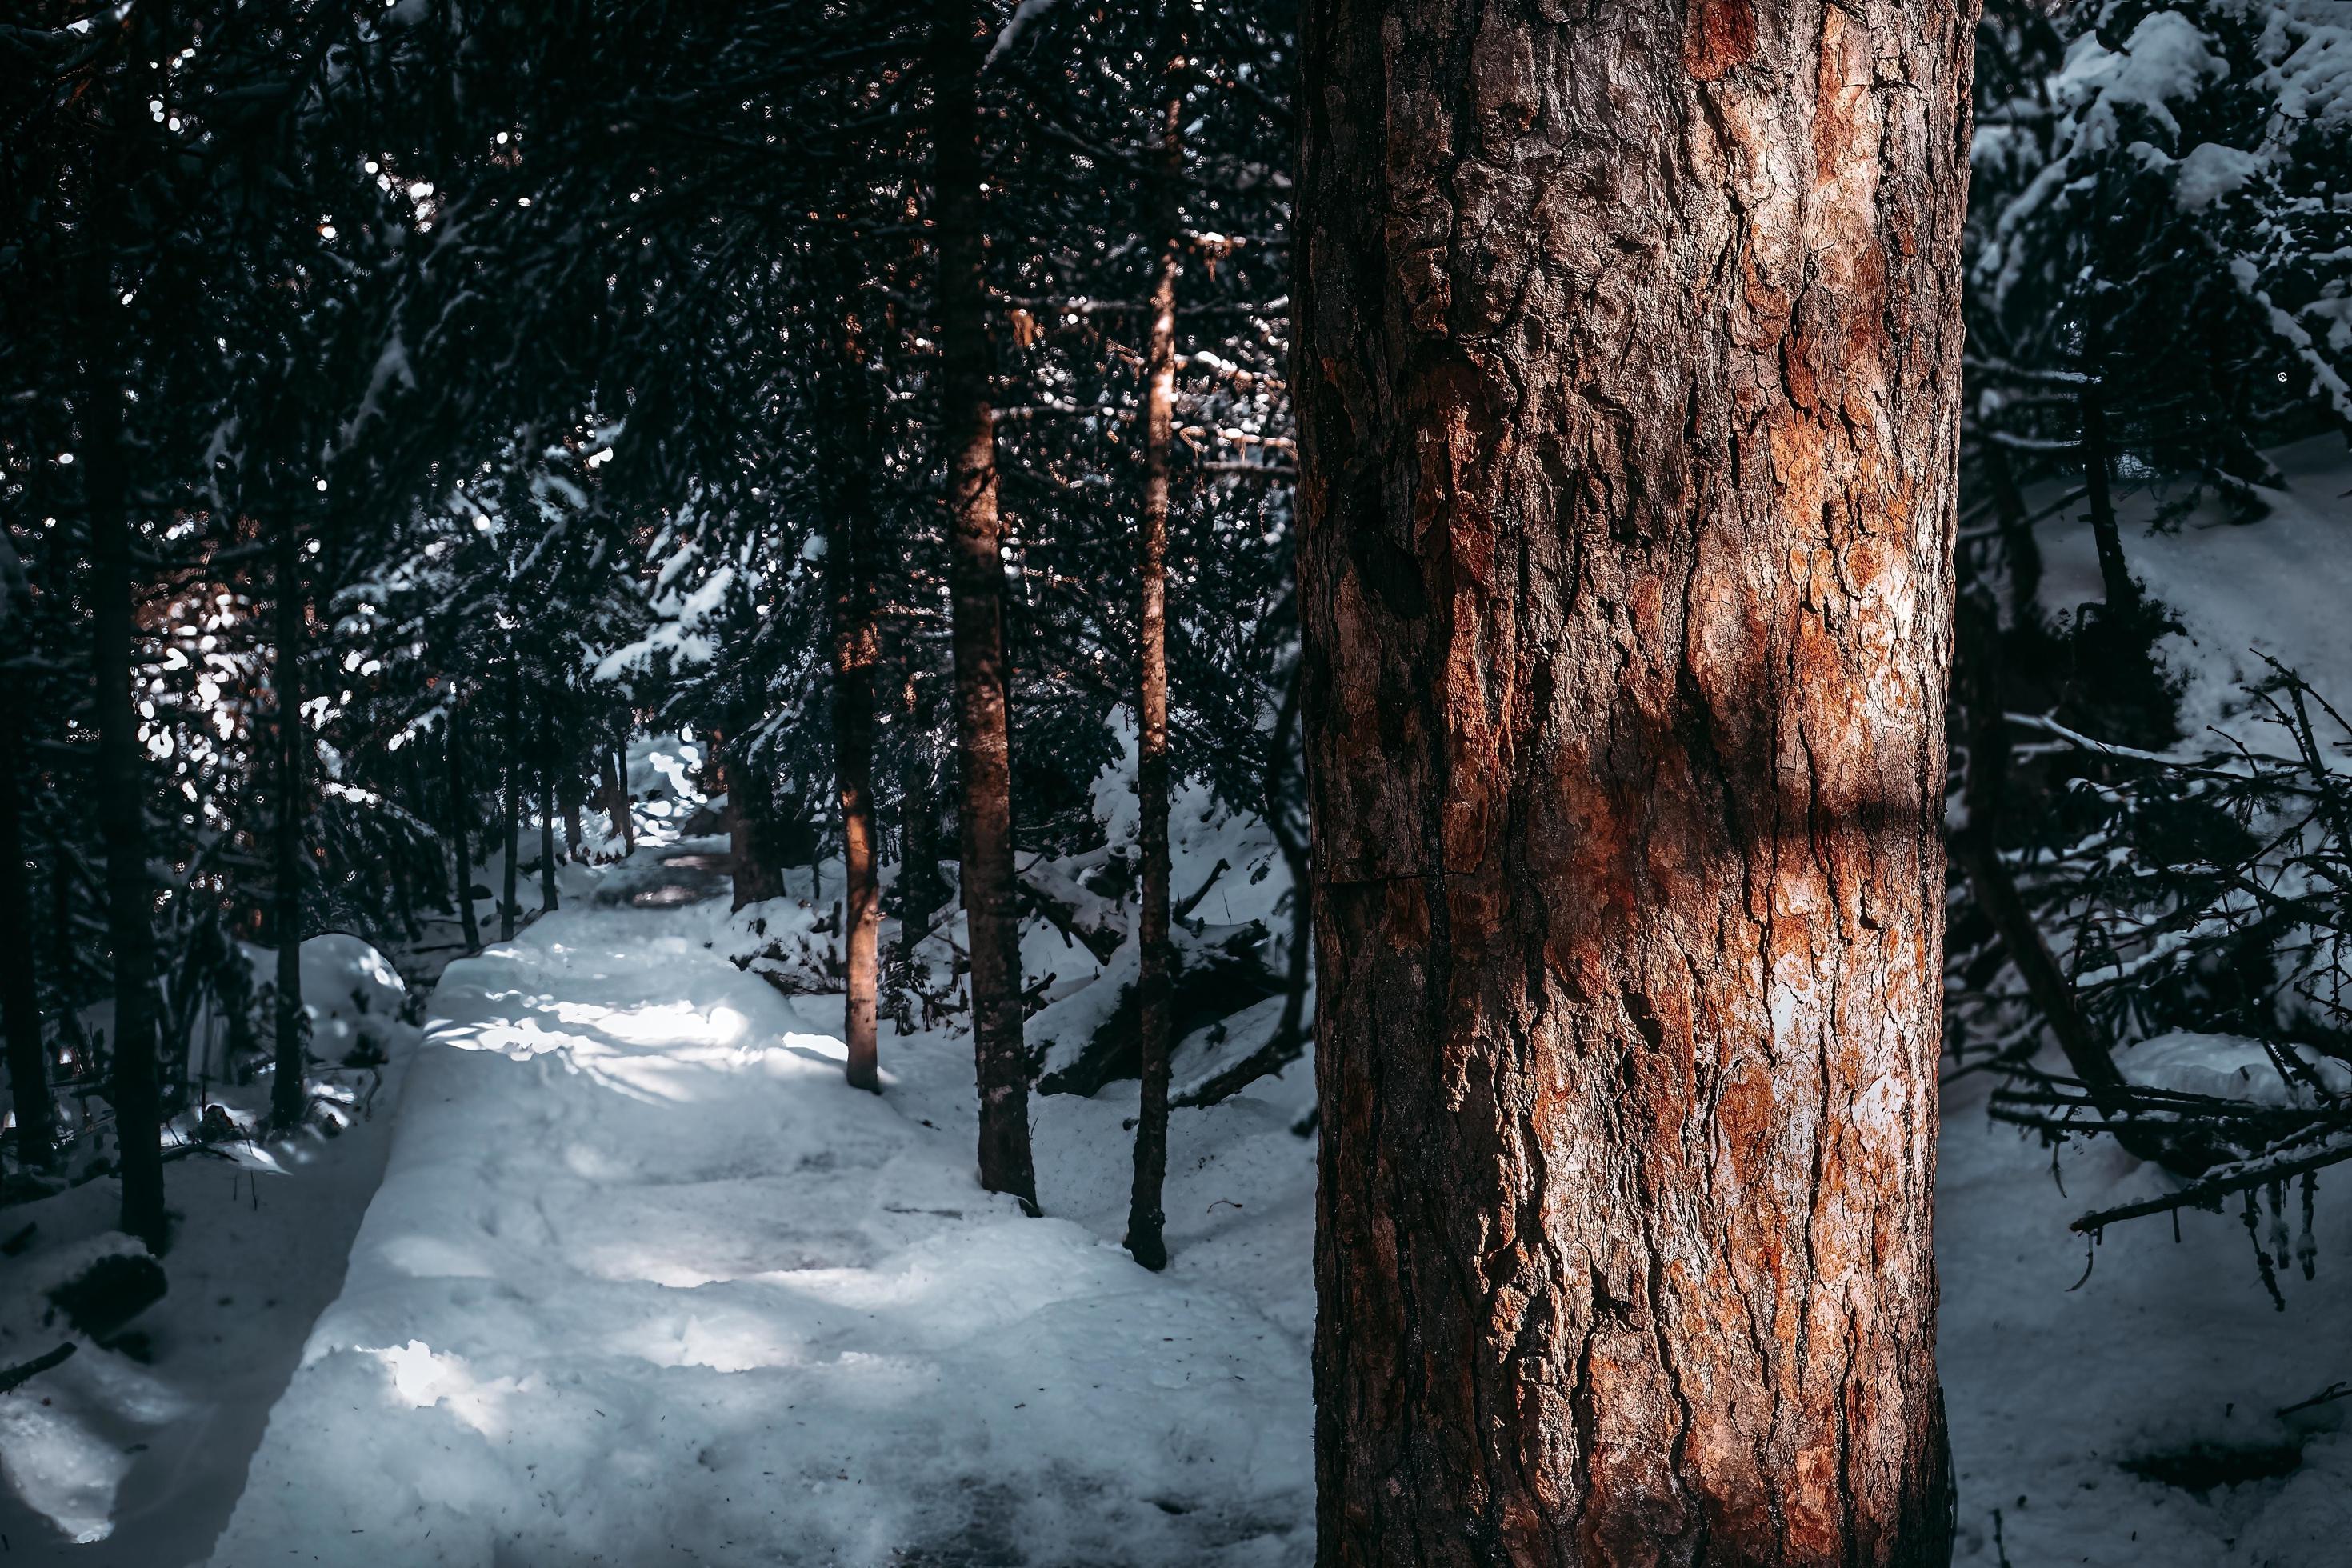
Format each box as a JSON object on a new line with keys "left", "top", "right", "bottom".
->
{"left": 933, "top": 0, "right": 1038, "bottom": 1210}
{"left": 270, "top": 512, "right": 308, "bottom": 1130}
{"left": 1125, "top": 42, "right": 1186, "bottom": 1272}
{"left": 828, "top": 382, "right": 883, "bottom": 1094}
{"left": 1296, "top": 2, "right": 1974, "bottom": 1561}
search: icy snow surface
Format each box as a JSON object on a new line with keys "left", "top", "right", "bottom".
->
{"left": 202, "top": 842, "right": 1314, "bottom": 1566}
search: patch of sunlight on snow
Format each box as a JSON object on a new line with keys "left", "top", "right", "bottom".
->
{"left": 363, "top": 1341, "right": 523, "bottom": 1438}
{"left": 0, "top": 1400, "right": 134, "bottom": 1543}
{"left": 606, "top": 1314, "right": 810, "bottom": 1372}
{"left": 0, "top": 1346, "right": 191, "bottom": 1544}
{"left": 548, "top": 997, "right": 747, "bottom": 1046}
{"left": 778, "top": 1030, "right": 848, "bottom": 1064}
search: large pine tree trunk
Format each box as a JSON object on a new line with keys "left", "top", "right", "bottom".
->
{"left": 1295, "top": 4, "right": 1974, "bottom": 1562}
{"left": 447, "top": 711, "right": 482, "bottom": 954}
{"left": 88, "top": 383, "right": 167, "bottom": 1251}
{"left": 1124, "top": 52, "right": 1186, "bottom": 1273}
{"left": 932, "top": 0, "right": 1038, "bottom": 1211}
{"left": 0, "top": 686, "right": 55, "bottom": 1173}
{"left": 270, "top": 515, "right": 308, "bottom": 1130}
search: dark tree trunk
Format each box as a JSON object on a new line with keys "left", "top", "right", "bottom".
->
{"left": 538, "top": 712, "right": 559, "bottom": 916}
{"left": 501, "top": 678, "right": 521, "bottom": 942}
{"left": 829, "top": 385, "right": 884, "bottom": 1094}
{"left": 89, "top": 382, "right": 166, "bottom": 1251}
{"left": 933, "top": 0, "right": 1037, "bottom": 1212}
{"left": 721, "top": 734, "right": 786, "bottom": 909}
{"left": 609, "top": 738, "right": 637, "bottom": 855}
{"left": 890, "top": 669, "right": 944, "bottom": 1030}
{"left": 1125, "top": 50, "right": 1186, "bottom": 1273}
{"left": 447, "top": 713, "right": 482, "bottom": 954}
{"left": 1948, "top": 598, "right": 2172, "bottom": 1170}
{"left": 50, "top": 844, "right": 80, "bottom": 1054}
{"left": 1295, "top": 3, "right": 1974, "bottom": 1562}
{"left": 270, "top": 515, "right": 308, "bottom": 1130}
{"left": 1979, "top": 443, "right": 2041, "bottom": 625}
{"left": 0, "top": 687, "right": 55, "bottom": 1173}
{"left": 562, "top": 769, "right": 583, "bottom": 861}
{"left": 2079, "top": 367, "right": 2136, "bottom": 612}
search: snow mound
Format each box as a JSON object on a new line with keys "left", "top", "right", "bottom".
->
{"left": 2124, "top": 1030, "right": 2352, "bottom": 1106}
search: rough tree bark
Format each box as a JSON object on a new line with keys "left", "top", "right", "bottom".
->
{"left": 932, "top": 0, "right": 1038, "bottom": 1211}
{"left": 0, "top": 680, "right": 55, "bottom": 1172}
{"left": 88, "top": 371, "right": 167, "bottom": 1252}
{"left": 270, "top": 512, "right": 309, "bottom": 1130}
{"left": 1295, "top": 3, "right": 1974, "bottom": 1563}
{"left": 1125, "top": 40, "right": 1186, "bottom": 1273}
{"left": 447, "top": 710, "right": 482, "bottom": 954}
{"left": 827, "top": 367, "right": 884, "bottom": 1094}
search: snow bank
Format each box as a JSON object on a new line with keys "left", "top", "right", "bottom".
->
{"left": 0, "top": 936, "right": 418, "bottom": 1564}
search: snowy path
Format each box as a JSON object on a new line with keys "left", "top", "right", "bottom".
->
{"left": 205, "top": 846, "right": 1312, "bottom": 1567}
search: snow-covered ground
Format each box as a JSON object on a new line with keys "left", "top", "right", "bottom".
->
{"left": 2036, "top": 432, "right": 2352, "bottom": 741}
{"left": 0, "top": 937, "right": 422, "bottom": 1563}
{"left": 203, "top": 839, "right": 1314, "bottom": 1566}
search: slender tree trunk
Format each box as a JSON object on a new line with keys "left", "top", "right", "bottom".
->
{"left": 1125, "top": 58, "right": 1186, "bottom": 1272}
{"left": 891, "top": 669, "right": 943, "bottom": 1030}
{"left": 2079, "top": 368, "right": 2136, "bottom": 613}
{"left": 50, "top": 843, "right": 80, "bottom": 1055}
{"left": 610, "top": 737, "right": 636, "bottom": 854}
{"left": 1980, "top": 442, "right": 2041, "bottom": 625}
{"left": 830, "top": 557, "right": 882, "bottom": 1094}
{"left": 538, "top": 711, "right": 559, "bottom": 915}
{"left": 1949, "top": 596, "right": 2175, "bottom": 1168}
{"left": 0, "top": 688, "right": 55, "bottom": 1174}
{"left": 270, "top": 515, "right": 308, "bottom": 1130}
{"left": 447, "top": 712, "right": 482, "bottom": 954}
{"left": 720, "top": 732, "right": 786, "bottom": 908}
{"left": 1296, "top": 4, "right": 1973, "bottom": 1562}
{"left": 933, "top": 0, "right": 1037, "bottom": 1211}
{"left": 89, "top": 380, "right": 167, "bottom": 1252}
{"left": 501, "top": 675, "right": 521, "bottom": 941}
{"left": 829, "top": 396, "right": 884, "bottom": 1094}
